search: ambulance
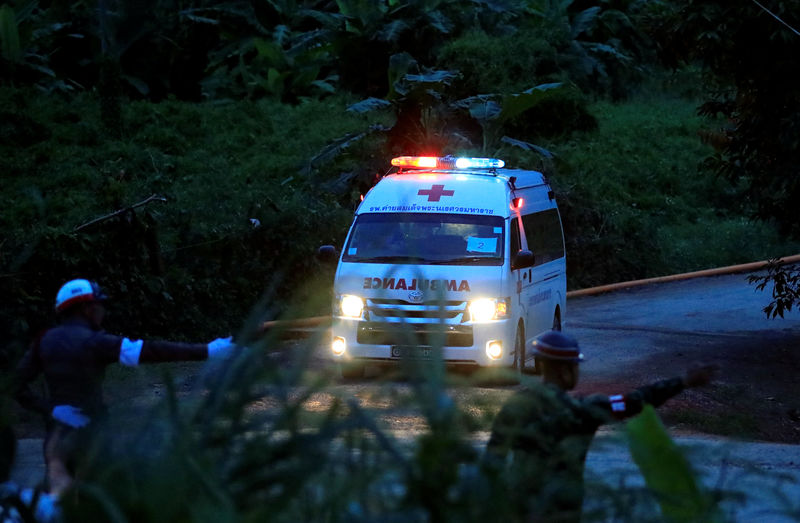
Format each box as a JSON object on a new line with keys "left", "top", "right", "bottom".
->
{"left": 321, "top": 156, "right": 566, "bottom": 378}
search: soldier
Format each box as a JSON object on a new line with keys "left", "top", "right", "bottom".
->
{"left": 14, "top": 279, "right": 236, "bottom": 497}
{"left": 485, "top": 330, "right": 715, "bottom": 522}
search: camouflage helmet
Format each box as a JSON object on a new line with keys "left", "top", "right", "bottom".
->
{"left": 530, "top": 330, "right": 583, "bottom": 362}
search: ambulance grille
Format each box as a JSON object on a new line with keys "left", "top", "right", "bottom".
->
{"left": 365, "top": 298, "right": 467, "bottom": 321}
{"left": 358, "top": 299, "right": 473, "bottom": 347}
{"left": 356, "top": 323, "right": 473, "bottom": 347}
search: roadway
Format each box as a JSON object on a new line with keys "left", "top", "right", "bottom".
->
{"left": 10, "top": 271, "right": 800, "bottom": 520}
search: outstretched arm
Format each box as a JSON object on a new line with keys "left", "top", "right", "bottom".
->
{"left": 90, "top": 333, "right": 234, "bottom": 366}
{"left": 592, "top": 365, "right": 717, "bottom": 419}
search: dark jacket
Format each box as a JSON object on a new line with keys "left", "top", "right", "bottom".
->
{"left": 15, "top": 317, "right": 208, "bottom": 418}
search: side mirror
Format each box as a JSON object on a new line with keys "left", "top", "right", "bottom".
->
{"left": 512, "top": 249, "right": 534, "bottom": 270}
{"left": 317, "top": 245, "right": 339, "bottom": 264}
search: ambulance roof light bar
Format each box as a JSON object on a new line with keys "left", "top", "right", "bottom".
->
{"left": 391, "top": 156, "right": 505, "bottom": 170}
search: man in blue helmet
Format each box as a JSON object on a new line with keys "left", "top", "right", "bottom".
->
{"left": 485, "top": 330, "right": 715, "bottom": 522}
{"left": 14, "top": 278, "right": 236, "bottom": 497}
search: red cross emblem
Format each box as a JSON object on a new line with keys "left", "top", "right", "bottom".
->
{"left": 418, "top": 184, "right": 454, "bottom": 202}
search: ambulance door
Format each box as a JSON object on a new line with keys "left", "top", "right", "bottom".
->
{"left": 522, "top": 208, "right": 564, "bottom": 337}
{"left": 510, "top": 217, "right": 527, "bottom": 336}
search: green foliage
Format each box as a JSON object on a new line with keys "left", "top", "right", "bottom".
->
{"left": 540, "top": 95, "right": 765, "bottom": 288}
{"left": 645, "top": 0, "right": 800, "bottom": 314}
{"left": 436, "top": 29, "right": 560, "bottom": 95}
{"left": 650, "top": 0, "right": 800, "bottom": 239}
{"left": 456, "top": 82, "right": 586, "bottom": 151}
{"left": 658, "top": 218, "right": 800, "bottom": 276}
{"left": 0, "top": 87, "right": 368, "bottom": 358}
{"left": 42, "top": 315, "right": 723, "bottom": 522}
{"left": 516, "top": 0, "right": 657, "bottom": 100}
{"left": 749, "top": 261, "right": 800, "bottom": 319}
{"left": 627, "top": 405, "right": 722, "bottom": 522}
{"left": 0, "top": 5, "right": 21, "bottom": 62}
{"left": 312, "top": 57, "right": 589, "bottom": 181}
{"left": 0, "top": 1, "right": 72, "bottom": 92}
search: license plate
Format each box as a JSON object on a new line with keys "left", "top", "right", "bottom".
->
{"left": 390, "top": 346, "right": 432, "bottom": 359}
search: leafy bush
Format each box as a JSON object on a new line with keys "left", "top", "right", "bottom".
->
{"left": 36, "top": 315, "right": 730, "bottom": 522}
{"left": 0, "top": 87, "right": 367, "bottom": 361}
{"left": 436, "top": 29, "right": 561, "bottom": 96}
{"left": 749, "top": 260, "right": 800, "bottom": 319}
{"left": 540, "top": 95, "right": 767, "bottom": 288}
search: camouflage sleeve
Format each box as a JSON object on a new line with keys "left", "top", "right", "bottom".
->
{"left": 486, "top": 390, "right": 537, "bottom": 455}
{"left": 487, "top": 385, "right": 608, "bottom": 456}
{"left": 599, "top": 377, "right": 686, "bottom": 419}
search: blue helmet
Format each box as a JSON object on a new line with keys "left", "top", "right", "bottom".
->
{"left": 55, "top": 279, "right": 107, "bottom": 313}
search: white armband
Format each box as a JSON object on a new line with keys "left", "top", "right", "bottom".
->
{"left": 120, "top": 338, "right": 144, "bottom": 366}
{"left": 609, "top": 394, "right": 626, "bottom": 412}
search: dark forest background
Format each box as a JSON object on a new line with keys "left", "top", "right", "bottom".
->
{"left": 2, "top": 0, "right": 800, "bottom": 350}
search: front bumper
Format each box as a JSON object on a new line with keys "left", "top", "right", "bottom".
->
{"left": 331, "top": 317, "right": 514, "bottom": 367}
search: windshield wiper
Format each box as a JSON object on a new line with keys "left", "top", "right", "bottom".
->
{"left": 429, "top": 256, "right": 499, "bottom": 265}
{"left": 353, "top": 255, "right": 434, "bottom": 263}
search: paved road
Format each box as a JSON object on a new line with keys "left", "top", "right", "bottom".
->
{"left": 584, "top": 430, "right": 800, "bottom": 522}
{"left": 569, "top": 272, "right": 800, "bottom": 522}
{"left": 568, "top": 271, "right": 799, "bottom": 382}
{"left": 10, "top": 272, "right": 800, "bottom": 520}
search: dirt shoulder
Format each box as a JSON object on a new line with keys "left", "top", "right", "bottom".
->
{"left": 10, "top": 327, "right": 800, "bottom": 444}
{"left": 573, "top": 327, "right": 800, "bottom": 444}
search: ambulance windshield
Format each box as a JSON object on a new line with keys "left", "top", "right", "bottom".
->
{"left": 343, "top": 213, "right": 505, "bottom": 266}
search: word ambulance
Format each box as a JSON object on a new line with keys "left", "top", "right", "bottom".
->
{"left": 363, "top": 277, "right": 471, "bottom": 292}
{"left": 320, "top": 156, "right": 566, "bottom": 378}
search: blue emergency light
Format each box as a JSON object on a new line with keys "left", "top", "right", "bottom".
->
{"left": 392, "top": 156, "right": 505, "bottom": 170}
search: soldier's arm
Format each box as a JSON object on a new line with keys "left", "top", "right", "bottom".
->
{"left": 595, "top": 365, "right": 716, "bottom": 419}
{"left": 90, "top": 332, "right": 231, "bottom": 366}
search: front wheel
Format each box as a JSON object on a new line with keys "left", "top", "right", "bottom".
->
{"left": 552, "top": 309, "right": 562, "bottom": 331}
{"left": 513, "top": 324, "right": 525, "bottom": 375}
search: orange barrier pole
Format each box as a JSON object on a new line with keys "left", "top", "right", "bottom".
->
{"left": 566, "top": 253, "right": 800, "bottom": 298}
{"left": 261, "top": 254, "right": 800, "bottom": 332}
{"left": 260, "top": 315, "right": 331, "bottom": 334}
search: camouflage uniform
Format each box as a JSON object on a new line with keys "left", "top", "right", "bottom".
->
{"left": 485, "top": 377, "right": 685, "bottom": 522}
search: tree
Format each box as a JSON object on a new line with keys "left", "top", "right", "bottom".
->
{"left": 748, "top": 260, "right": 800, "bottom": 319}
{"left": 651, "top": 0, "right": 800, "bottom": 238}
{"left": 649, "top": 0, "right": 800, "bottom": 317}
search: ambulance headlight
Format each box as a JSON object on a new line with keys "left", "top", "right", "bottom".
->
{"left": 468, "top": 298, "right": 509, "bottom": 322}
{"left": 340, "top": 295, "right": 364, "bottom": 318}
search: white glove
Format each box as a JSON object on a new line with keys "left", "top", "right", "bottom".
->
{"left": 207, "top": 336, "right": 234, "bottom": 358}
{"left": 51, "top": 405, "right": 90, "bottom": 428}
{"left": 20, "top": 487, "right": 61, "bottom": 521}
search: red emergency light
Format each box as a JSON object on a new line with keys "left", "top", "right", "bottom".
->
{"left": 391, "top": 156, "right": 505, "bottom": 170}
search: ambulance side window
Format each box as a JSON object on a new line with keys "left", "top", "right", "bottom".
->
{"left": 521, "top": 209, "right": 565, "bottom": 266}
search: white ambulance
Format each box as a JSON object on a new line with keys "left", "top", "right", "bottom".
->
{"left": 321, "top": 156, "right": 566, "bottom": 378}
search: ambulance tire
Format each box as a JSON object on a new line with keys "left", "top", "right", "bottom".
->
{"left": 513, "top": 324, "right": 526, "bottom": 376}
{"left": 340, "top": 362, "right": 365, "bottom": 380}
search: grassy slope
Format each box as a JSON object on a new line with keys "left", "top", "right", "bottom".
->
{"left": 2, "top": 87, "right": 797, "bottom": 335}
{"left": 545, "top": 94, "right": 799, "bottom": 285}
{"left": 1, "top": 90, "right": 368, "bottom": 240}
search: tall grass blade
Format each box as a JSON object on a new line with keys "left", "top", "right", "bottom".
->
{"left": 626, "top": 405, "right": 721, "bottom": 522}
{"left": 0, "top": 5, "right": 22, "bottom": 62}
